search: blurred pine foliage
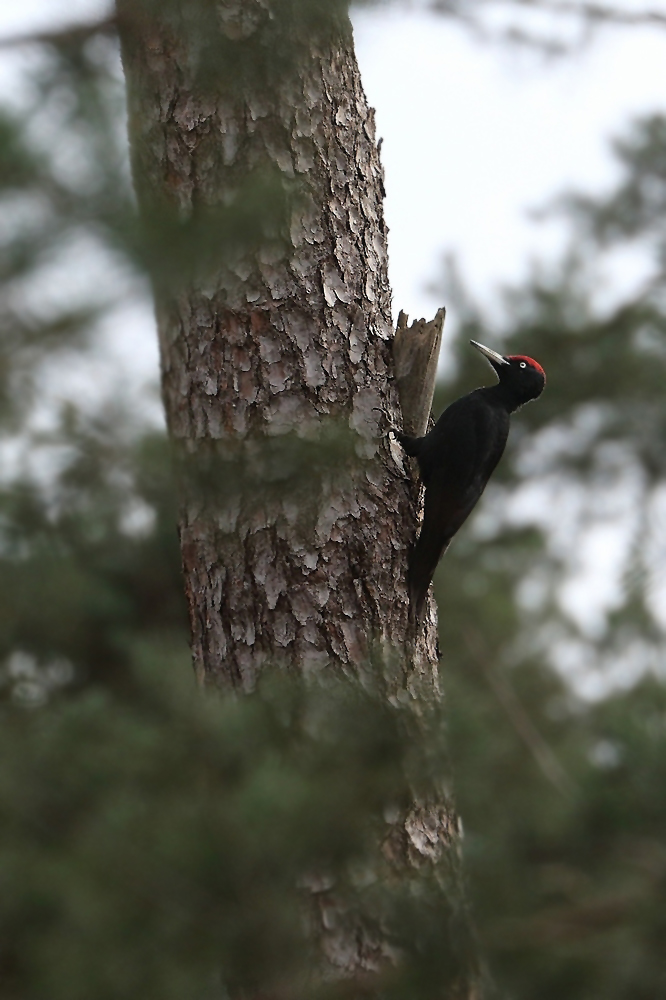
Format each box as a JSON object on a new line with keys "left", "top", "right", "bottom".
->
{"left": 2, "top": 7, "right": 666, "bottom": 999}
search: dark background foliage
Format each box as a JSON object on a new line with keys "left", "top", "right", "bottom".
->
{"left": 2, "top": 5, "right": 666, "bottom": 998}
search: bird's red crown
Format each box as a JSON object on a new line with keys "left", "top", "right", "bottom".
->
{"left": 506, "top": 355, "right": 546, "bottom": 380}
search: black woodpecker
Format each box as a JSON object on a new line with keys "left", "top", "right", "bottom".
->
{"left": 397, "top": 339, "right": 546, "bottom": 620}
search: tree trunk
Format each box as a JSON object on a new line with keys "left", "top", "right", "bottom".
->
{"left": 117, "top": 0, "right": 473, "bottom": 992}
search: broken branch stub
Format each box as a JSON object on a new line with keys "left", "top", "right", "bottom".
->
{"left": 392, "top": 307, "right": 445, "bottom": 438}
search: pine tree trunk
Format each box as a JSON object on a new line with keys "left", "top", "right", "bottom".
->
{"left": 117, "top": 0, "right": 473, "bottom": 991}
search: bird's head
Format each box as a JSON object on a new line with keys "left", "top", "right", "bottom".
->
{"left": 470, "top": 340, "right": 546, "bottom": 407}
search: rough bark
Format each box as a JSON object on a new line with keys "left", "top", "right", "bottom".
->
{"left": 117, "top": 0, "right": 472, "bottom": 991}
{"left": 117, "top": 0, "right": 440, "bottom": 692}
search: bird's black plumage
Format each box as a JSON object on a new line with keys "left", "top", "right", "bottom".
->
{"left": 398, "top": 340, "right": 546, "bottom": 620}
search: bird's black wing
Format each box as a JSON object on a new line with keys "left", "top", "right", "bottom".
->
{"left": 409, "top": 393, "right": 509, "bottom": 618}
{"left": 415, "top": 392, "right": 503, "bottom": 488}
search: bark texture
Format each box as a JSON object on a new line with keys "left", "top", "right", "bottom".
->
{"left": 117, "top": 1, "right": 472, "bottom": 991}
{"left": 118, "top": 0, "right": 440, "bottom": 691}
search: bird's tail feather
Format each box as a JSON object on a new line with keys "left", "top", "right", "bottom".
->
{"left": 408, "top": 531, "right": 451, "bottom": 621}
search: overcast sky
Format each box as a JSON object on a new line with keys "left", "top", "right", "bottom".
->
{"left": 354, "top": 6, "right": 666, "bottom": 321}
{"left": 2, "top": 1, "right": 666, "bottom": 322}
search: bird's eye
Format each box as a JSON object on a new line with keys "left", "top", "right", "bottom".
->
{"left": 519, "top": 362, "right": 527, "bottom": 369}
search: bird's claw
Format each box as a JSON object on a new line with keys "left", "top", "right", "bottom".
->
{"left": 371, "top": 406, "right": 402, "bottom": 438}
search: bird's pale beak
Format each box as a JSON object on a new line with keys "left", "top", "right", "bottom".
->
{"left": 470, "top": 340, "right": 509, "bottom": 368}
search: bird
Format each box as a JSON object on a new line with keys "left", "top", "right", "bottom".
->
{"left": 397, "top": 339, "right": 546, "bottom": 621}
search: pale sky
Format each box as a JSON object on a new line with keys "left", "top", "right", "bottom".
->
{"left": 353, "top": 6, "right": 666, "bottom": 320}
{"left": 2, "top": 1, "right": 665, "bottom": 321}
